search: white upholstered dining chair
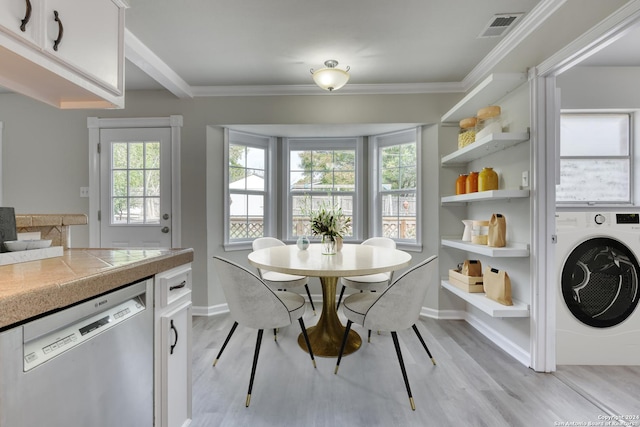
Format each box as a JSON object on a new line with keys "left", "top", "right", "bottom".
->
{"left": 212, "top": 256, "right": 316, "bottom": 407}
{"left": 336, "top": 237, "right": 396, "bottom": 311}
{"left": 252, "top": 237, "right": 316, "bottom": 315}
{"left": 334, "top": 255, "right": 438, "bottom": 411}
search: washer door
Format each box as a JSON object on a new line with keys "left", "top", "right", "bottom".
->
{"left": 561, "top": 237, "right": 639, "bottom": 328}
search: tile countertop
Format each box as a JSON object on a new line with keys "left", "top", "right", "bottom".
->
{"left": 0, "top": 248, "right": 194, "bottom": 330}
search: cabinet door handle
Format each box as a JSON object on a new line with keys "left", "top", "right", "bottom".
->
{"left": 169, "top": 280, "right": 187, "bottom": 292}
{"left": 170, "top": 319, "right": 178, "bottom": 355}
{"left": 53, "top": 10, "right": 64, "bottom": 51}
{"left": 20, "top": 0, "right": 32, "bottom": 32}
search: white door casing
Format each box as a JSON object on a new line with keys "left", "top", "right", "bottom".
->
{"left": 88, "top": 116, "right": 182, "bottom": 248}
{"left": 529, "top": 1, "right": 640, "bottom": 372}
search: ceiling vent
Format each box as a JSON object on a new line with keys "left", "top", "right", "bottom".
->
{"left": 478, "top": 13, "right": 524, "bottom": 38}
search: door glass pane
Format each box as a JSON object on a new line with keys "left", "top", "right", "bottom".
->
{"left": 145, "top": 142, "right": 160, "bottom": 168}
{"left": 112, "top": 171, "right": 127, "bottom": 196}
{"left": 129, "top": 170, "right": 144, "bottom": 196}
{"left": 112, "top": 143, "right": 128, "bottom": 168}
{"left": 112, "top": 198, "right": 128, "bottom": 223}
{"left": 145, "top": 170, "right": 160, "bottom": 196}
{"left": 129, "top": 142, "right": 144, "bottom": 168}
{"left": 110, "top": 141, "right": 163, "bottom": 225}
{"left": 145, "top": 197, "right": 160, "bottom": 224}
{"left": 129, "top": 198, "right": 143, "bottom": 223}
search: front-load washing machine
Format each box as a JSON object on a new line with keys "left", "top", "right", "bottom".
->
{"left": 556, "top": 212, "right": 640, "bottom": 365}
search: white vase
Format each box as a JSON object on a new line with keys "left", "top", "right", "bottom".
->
{"left": 462, "top": 220, "right": 473, "bottom": 242}
{"left": 296, "top": 235, "right": 310, "bottom": 250}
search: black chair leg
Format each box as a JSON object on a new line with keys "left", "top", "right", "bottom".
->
{"left": 298, "top": 318, "right": 316, "bottom": 368}
{"left": 368, "top": 329, "right": 372, "bottom": 343}
{"left": 304, "top": 284, "right": 316, "bottom": 314}
{"left": 213, "top": 321, "right": 238, "bottom": 366}
{"left": 336, "top": 285, "right": 346, "bottom": 309}
{"left": 391, "top": 331, "right": 415, "bottom": 411}
{"left": 246, "top": 329, "right": 264, "bottom": 407}
{"left": 274, "top": 328, "right": 278, "bottom": 341}
{"left": 334, "top": 320, "right": 353, "bottom": 374}
{"left": 412, "top": 324, "right": 436, "bottom": 365}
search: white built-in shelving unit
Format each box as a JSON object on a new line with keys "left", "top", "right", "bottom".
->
{"left": 439, "top": 72, "right": 531, "bottom": 319}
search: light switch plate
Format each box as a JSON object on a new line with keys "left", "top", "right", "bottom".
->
{"left": 521, "top": 171, "right": 529, "bottom": 188}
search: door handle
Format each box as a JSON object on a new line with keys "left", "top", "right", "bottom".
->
{"left": 170, "top": 319, "right": 178, "bottom": 355}
{"left": 161, "top": 226, "right": 170, "bottom": 233}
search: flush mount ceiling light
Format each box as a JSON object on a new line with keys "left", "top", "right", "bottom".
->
{"left": 310, "top": 60, "right": 350, "bottom": 92}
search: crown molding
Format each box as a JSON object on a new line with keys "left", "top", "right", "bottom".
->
{"left": 190, "top": 81, "right": 465, "bottom": 97}
{"left": 123, "top": 0, "right": 564, "bottom": 98}
{"left": 461, "top": 0, "right": 567, "bottom": 91}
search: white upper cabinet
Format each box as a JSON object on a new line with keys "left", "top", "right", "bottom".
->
{"left": 0, "top": 0, "right": 127, "bottom": 109}
{"left": 0, "top": 0, "right": 39, "bottom": 46}
{"left": 44, "top": 0, "right": 121, "bottom": 91}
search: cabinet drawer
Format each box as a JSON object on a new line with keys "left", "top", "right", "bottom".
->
{"left": 156, "top": 264, "right": 192, "bottom": 308}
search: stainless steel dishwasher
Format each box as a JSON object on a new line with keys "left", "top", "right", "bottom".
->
{"left": 0, "top": 278, "right": 153, "bottom": 427}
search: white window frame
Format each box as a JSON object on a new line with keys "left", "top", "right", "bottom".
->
{"left": 369, "top": 127, "right": 422, "bottom": 251}
{"left": 283, "top": 137, "right": 363, "bottom": 243}
{"left": 557, "top": 112, "right": 633, "bottom": 206}
{"left": 223, "top": 129, "right": 276, "bottom": 251}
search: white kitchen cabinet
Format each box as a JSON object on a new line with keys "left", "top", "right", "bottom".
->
{"left": 0, "top": 0, "right": 39, "bottom": 46}
{"left": 155, "top": 264, "right": 193, "bottom": 427}
{"left": 0, "top": 0, "right": 126, "bottom": 109}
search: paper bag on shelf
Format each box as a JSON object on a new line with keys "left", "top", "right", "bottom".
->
{"left": 460, "top": 259, "right": 482, "bottom": 277}
{"left": 488, "top": 213, "right": 506, "bottom": 247}
{"left": 484, "top": 267, "right": 513, "bottom": 306}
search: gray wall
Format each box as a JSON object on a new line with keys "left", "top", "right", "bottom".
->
{"left": 0, "top": 89, "right": 460, "bottom": 310}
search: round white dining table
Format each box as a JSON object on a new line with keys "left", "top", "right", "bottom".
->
{"left": 248, "top": 243, "right": 412, "bottom": 357}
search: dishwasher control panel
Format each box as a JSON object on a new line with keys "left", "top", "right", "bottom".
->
{"left": 23, "top": 297, "right": 145, "bottom": 371}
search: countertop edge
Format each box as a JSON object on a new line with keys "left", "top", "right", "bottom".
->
{"left": 0, "top": 248, "right": 194, "bottom": 330}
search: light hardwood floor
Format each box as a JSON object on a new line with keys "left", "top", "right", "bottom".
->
{"left": 191, "top": 307, "right": 640, "bottom": 427}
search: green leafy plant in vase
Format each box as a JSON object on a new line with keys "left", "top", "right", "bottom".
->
{"left": 310, "top": 201, "right": 351, "bottom": 255}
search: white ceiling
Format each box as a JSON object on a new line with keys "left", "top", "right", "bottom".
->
{"left": 123, "top": 0, "right": 542, "bottom": 93}
{"left": 3, "top": 1, "right": 638, "bottom": 99}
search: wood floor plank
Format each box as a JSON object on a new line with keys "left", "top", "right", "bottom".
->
{"left": 190, "top": 307, "right": 640, "bottom": 426}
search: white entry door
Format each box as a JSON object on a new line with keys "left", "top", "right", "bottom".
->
{"left": 99, "top": 127, "right": 172, "bottom": 248}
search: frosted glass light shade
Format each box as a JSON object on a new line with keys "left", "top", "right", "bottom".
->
{"left": 311, "top": 61, "right": 350, "bottom": 91}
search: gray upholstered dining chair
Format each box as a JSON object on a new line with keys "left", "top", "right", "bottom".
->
{"left": 334, "top": 255, "right": 438, "bottom": 411}
{"left": 336, "top": 237, "right": 396, "bottom": 312}
{"left": 212, "top": 256, "right": 316, "bottom": 407}
{"left": 252, "top": 237, "right": 316, "bottom": 315}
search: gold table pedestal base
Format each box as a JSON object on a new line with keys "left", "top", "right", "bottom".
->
{"left": 298, "top": 276, "right": 361, "bottom": 357}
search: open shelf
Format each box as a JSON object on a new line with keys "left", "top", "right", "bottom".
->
{"left": 441, "top": 189, "right": 529, "bottom": 205}
{"left": 441, "top": 238, "right": 530, "bottom": 257}
{"left": 441, "top": 73, "right": 527, "bottom": 123}
{"left": 441, "top": 280, "right": 530, "bottom": 318}
{"left": 441, "top": 132, "right": 530, "bottom": 166}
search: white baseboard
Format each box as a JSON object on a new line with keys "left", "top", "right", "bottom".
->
{"left": 192, "top": 303, "right": 228, "bottom": 317}
{"left": 464, "top": 310, "right": 531, "bottom": 367}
